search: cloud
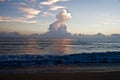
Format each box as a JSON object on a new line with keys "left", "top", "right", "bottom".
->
{"left": 29, "top": 0, "right": 37, "bottom": 2}
{"left": 44, "top": 9, "right": 72, "bottom": 38}
{"left": 49, "top": 5, "right": 66, "bottom": 11}
{"left": 24, "top": 0, "right": 38, "bottom": 4}
{"left": 30, "top": 0, "right": 37, "bottom": 2}
{"left": 14, "top": 2, "right": 27, "bottom": 7}
{"left": 49, "top": 9, "right": 72, "bottom": 31}
{"left": 14, "top": 0, "right": 70, "bottom": 19}
{"left": 40, "top": 0, "right": 69, "bottom": 6}
{"left": 0, "top": 16, "right": 37, "bottom": 23}
{"left": 0, "top": 0, "right": 70, "bottom": 25}
{"left": 0, "top": 0, "right": 5, "bottom": 1}
{"left": 42, "top": 12, "right": 54, "bottom": 17}
{"left": 0, "top": 0, "right": 11, "bottom": 2}
{"left": 40, "top": 0, "right": 69, "bottom": 12}
{"left": 19, "top": 7, "right": 41, "bottom": 18}
{"left": 0, "top": 0, "right": 6, "bottom": 2}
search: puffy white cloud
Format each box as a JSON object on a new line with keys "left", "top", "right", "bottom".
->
{"left": 45, "top": 9, "right": 72, "bottom": 38}
{"left": 49, "top": 9, "right": 72, "bottom": 31}
{"left": 19, "top": 7, "right": 40, "bottom": 18}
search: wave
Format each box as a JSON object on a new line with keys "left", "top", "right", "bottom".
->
{"left": 0, "top": 51, "right": 120, "bottom": 68}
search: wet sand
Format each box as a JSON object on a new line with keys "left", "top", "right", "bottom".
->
{"left": 0, "top": 71, "right": 120, "bottom": 80}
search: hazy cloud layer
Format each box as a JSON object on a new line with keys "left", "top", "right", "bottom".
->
{"left": 49, "top": 5, "right": 66, "bottom": 11}
{"left": 0, "top": 16, "right": 37, "bottom": 23}
{"left": 19, "top": 7, "right": 40, "bottom": 18}
{"left": 0, "top": 0, "right": 6, "bottom": 2}
{"left": 40, "top": 0, "right": 69, "bottom": 6}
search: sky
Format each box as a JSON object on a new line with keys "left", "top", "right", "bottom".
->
{"left": 0, "top": 0, "right": 120, "bottom": 35}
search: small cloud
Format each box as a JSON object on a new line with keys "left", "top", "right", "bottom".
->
{"left": 29, "top": 0, "right": 37, "bottom": 2}
{"left": 40, "top": 0, "right": 69, "bottom": 6}
{"left": 19, "top": 7, "right": 41, "bottom": 18}
{"left": 49, "top": 5, "right": 66, "bottom": 11}
{"left": 42, "top": 12, "right": 54, "bottom": 17}
{"left": 22, "top": 20, "right": 37, "bottom": 23}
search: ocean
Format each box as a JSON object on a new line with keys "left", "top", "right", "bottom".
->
{"left": 0, "top": 38, "right": 120, "bottom": 55}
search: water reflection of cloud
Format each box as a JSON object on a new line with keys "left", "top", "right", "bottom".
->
{"left": 49, "top": 39, "right": 71, "bottom": 55}
{"left": 2, "top": 38, "right": 104, "bottom": 55}
{"left": 21, "top": 38, "right": 39, "bottom": 54}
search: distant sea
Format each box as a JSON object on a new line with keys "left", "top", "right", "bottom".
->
{"left": 0, "top": 38, "right": 120, "bottom": 55}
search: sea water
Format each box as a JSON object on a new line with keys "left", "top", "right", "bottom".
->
{"left": 0, "top": 38, "right": 120, "bottom": 55}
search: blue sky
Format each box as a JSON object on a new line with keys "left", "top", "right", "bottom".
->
{"left": 0, "top": 0, "right": 120, "bottom": 35}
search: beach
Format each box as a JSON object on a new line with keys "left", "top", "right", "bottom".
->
{"left": 0, "top": 38, "right": 120, "bottom": 80}
{"left": 0, "top": 65, "right": 120, "bottom": 80}
{"left": 0, "top": 71, "right": 120, "bottom": 80}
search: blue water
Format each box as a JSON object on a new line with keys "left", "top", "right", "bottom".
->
{"left": 0, "top": 38, "right": 120, "bottom": 55}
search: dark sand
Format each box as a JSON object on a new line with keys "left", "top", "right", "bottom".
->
{"left": 0, "top": 71, "right": 120, "bottom": 80}
{"left": 0, "top": 65, "right": 120, "bottom": 80}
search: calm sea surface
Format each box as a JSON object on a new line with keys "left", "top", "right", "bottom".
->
{"left": 0, "top": 38, "right": 120, "bottom": 55}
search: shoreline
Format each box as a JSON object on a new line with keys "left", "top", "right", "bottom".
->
{"left": 1, "top": 65, "right": 120, "bottom": 74}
